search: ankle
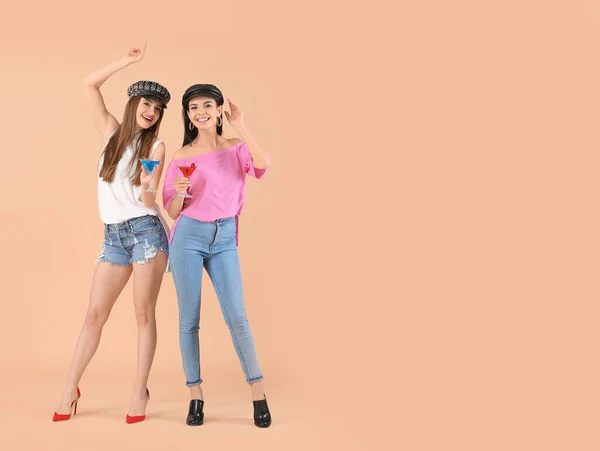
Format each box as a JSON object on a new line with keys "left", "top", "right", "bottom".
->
{"left": 190, "top": 386, "right": 203, "bottom": 401}
{"left": 62, "top": 387, "right": 79, "bottom": 396}
{"left": 132, "top": 384, "right": 148, "bottom": 394}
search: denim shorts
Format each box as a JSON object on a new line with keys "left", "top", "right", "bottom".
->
{"left": 95, "top": 214, "right": 169, "bottom": 266}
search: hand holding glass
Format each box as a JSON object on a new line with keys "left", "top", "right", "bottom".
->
{"left": 139, "top": 159, "right": 160, "bottom": 193}
{"left": 177, "top": 162, "right": 197, "bottom": 198}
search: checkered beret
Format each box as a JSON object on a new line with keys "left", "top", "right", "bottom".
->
{"left": 127, "top": 80, "right": 171, "bottom": 108}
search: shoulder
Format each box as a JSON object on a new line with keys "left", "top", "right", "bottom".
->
{"left": 172, "top": 146, "right": 188, "bottom": 160}
{"left": 225, "top": 137, "right": 244, "bottom": 148}
{"left": 107, "top": 127, "right": 119, "bottom": 139}
{"left": 153, "top": 141, "right": 166, "bottom": 156}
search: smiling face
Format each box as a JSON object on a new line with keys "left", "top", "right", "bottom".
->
{"left": 135, "top": 97, "right": 164, "bottom": 130}
{"left": 187, "top": 96, "right": 222, "bottom": 130}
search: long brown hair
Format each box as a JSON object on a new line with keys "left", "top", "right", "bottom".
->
{"left": 99, "top": 96, "right": 164, "bottom": 185}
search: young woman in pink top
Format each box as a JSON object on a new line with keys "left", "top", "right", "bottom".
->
{"left": 162, "top": 84, "right": 272, "bottom": 427}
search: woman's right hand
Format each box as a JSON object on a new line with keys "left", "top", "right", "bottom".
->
{"left": 122, "top": 43, "right": 147, "bottom": 65}
{"left": 174, "top": 176, "right": 191, "bottom": 195}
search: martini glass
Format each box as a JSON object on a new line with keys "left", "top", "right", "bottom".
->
{"left": 139, "top": 158, "right": 161, "bottom": 192}
{"left": 177, "top": 162, "right": 197, "bottom": 198}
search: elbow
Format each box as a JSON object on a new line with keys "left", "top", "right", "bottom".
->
{"left": 256, "top": 153, "right": 272, "bottom": 170}
{"left": 83, "top": 76, "right": 99, "bottom": 89}
{"left": 254, "top": 157, "right": 270, "bottom": 170}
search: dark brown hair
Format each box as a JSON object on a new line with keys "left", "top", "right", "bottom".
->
{"left": 181, "top": 84, "right": 224, "bottom": 146}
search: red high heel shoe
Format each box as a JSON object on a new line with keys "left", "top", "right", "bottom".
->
{"left": 52, "top": 387, "right": 81, "bottom": 422}
{"left": 125, "top": 388, "right": 150, "bottom": 424}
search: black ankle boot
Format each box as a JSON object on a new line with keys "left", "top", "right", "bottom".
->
{"left": 186, "top": 399, "right": 204, "bottom": 426}
{"left": 253, "top": 397, "right": 272, "bottom": 428}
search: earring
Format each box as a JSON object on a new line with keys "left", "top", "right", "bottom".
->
{"left": 217, "top": 116, "right": 222, "bottom": 127}
{"left": 189, "top": 121, "right": 194, "bottom": 131}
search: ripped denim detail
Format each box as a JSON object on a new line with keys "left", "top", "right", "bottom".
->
{"left": 94, "top": 243, "right": 106, "bottom": 264}
{"left": 134, "top": 239, "right": 168, "bottom": 265}
{"left": 95, "top": 242, "right": 130, "bottom": 266}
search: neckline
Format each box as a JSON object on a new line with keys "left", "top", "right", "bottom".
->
{"left": 171, "top": 142, "right": 242, "bottom": 162}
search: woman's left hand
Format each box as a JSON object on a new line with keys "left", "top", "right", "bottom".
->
{"left": 224, "top": 98, "right": 244, "bottom": 129}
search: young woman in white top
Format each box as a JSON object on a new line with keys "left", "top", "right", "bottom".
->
{"left": 53, "top": 44, "right": 170, "bottom": 424}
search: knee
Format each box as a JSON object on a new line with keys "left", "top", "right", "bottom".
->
{"left": 134, "top": 302, "right": 154, "bottom": 326}
{"left": 179, "top": 318, "right": 200, "bottom": 334}
{"left": 83, "top": 308, "right": 110, "bottom": 329}
{"left": 228, "top": 316, "right": 250, "bottom": 335}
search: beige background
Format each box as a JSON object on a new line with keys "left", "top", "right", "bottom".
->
{"left": 1, "top": 0, "right": 600, "bottom": 450}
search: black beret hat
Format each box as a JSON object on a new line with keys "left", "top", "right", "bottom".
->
{"left": 182, "top": 84, "right": 224, "bottom": 106}
{"left": 127, "top": 80, "right": 171, "bottom": 108}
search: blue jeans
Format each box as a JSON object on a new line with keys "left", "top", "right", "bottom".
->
{"left": 170, "top": 215, "right": 263, "bottom": 386}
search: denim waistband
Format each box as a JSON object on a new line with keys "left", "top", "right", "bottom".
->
{"left": 214, "top": 217, "right": 236, "bottom": 225}
{"left": 182, "top": 215, "right": 236, "bottom": 226}
{"left": 104, "top": 214, "right": 158, "bottom": 232}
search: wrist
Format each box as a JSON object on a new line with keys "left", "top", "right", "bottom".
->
{"left": 117, "top": 57, "right": 133, "bottom": 69}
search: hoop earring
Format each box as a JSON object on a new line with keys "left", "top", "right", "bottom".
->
{"left": 189, "top": 121, "right": 195, "bottom": 131}
{"left": 217, "top": 116, "right": 222, "bottom": 127}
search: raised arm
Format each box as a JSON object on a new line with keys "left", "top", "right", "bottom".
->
{"left": 225, "top": 98, "right": 271, "bottom": 170}
{"left": 83, "top": 44, "right": 147, "bottom": 142}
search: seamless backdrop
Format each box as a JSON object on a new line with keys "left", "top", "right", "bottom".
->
{"left": 1, "top": 1, "right": 600, "bottom": 450}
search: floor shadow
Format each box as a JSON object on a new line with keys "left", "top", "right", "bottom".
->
{"left": 203, "top": 416, "right": 253, "bottom": 426}
{"left": 147, "top": 412, "right": 187, "bottom": 425}
{"left": 56, "top": 406, "right": 122, "bottom": 418}
{"left": 149, "top": 412, "right": 272, "bottom": 428}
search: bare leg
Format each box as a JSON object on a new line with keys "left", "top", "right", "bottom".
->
{"left": 55, "top": 263, "right": 132, "bottom": 414}
{"left": 127, "top": 252, "right": 167, "bottom": 416}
